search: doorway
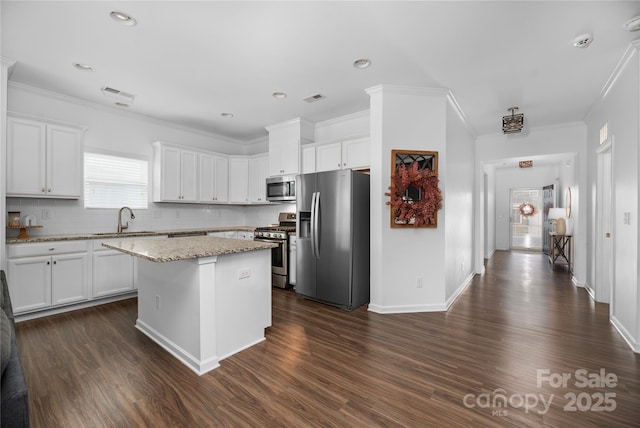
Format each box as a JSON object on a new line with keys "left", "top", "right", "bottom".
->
{"left": 595, "top": 140, "right": 612, "bottom": 304}
{"left": 510, "top": 188, "right": 543, "bottom": 251}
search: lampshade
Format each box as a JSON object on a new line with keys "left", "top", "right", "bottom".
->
{"left": 548, "top": 208, "right": 565, "bottom": 220}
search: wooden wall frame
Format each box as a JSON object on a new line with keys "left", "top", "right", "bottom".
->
{"left": 389, "top": 149, "right": 439, "bottom": 228}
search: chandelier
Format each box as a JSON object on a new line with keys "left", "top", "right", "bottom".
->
{"left": 502, "top": 107, "right": 524, "bottom": 134}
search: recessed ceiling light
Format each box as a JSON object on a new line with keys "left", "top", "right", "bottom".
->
{"left": 624, "top": 16, "right": 640, "bottom": 32}
{"left": 73, "top": 63, "right": 94, "bottom": 72}
{"left": 572, "top": 33, "right": 594, "bottom": 48}
{"left": 353, "top": 58, "right": 371, "bottom": 69}
{"left": 110, "top": 10, "right": 137, "bottom": 26}
{"left": 221, "top": 113, "right": 234, "bottom": 119}
{"left": 272, "top": 92, "right": 287, "bottom": 99}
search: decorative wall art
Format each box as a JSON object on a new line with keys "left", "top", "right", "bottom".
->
{"left": 386, "top": 150, "right": 442, "bottom": 228}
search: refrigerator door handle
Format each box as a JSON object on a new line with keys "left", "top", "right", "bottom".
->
{"left": 310, "top": 191, "right": 318, "bottom": 259}
{"left": 313, "top": 192, "right": 320, "bottom": 259}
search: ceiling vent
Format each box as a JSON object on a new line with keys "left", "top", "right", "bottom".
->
{"left": 303, "top": 93, "right": 326, "bottom": 103}
{"left": 101, "top": 86, "right": 135, "bottom": 105}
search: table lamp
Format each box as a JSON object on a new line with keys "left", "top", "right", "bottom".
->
{"left": 548, "top": 208, "right": 566, "bottom": 235}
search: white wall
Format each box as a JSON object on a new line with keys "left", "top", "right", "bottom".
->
{"left": 444, "top": 99, "right": 475, "bottom": 301}
{"left": 493, "top": 164, "right": 559, "bottom": 250}
{"left": 368, "top": 85, "right": 461, "bottom": 313}
{"left": 475, "top": 123, "right": 587, "bottom": 285}
{"left": 484, "top": 168, "right": 496, "bottom": 258}
{"left": 585, "top": 41, "right": 640, "bottom": 352}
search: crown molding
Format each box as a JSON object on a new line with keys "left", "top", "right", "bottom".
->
{"left": 366, "top": 84, "right": 449, "bottom": 97}
{"left": 314, "top": 109, "right": 369, "bottom": 130}
{"left": 597, "top": 39, "right": 640, "bottom": 102}
{"left": 7, "top": 81, "right": 254, "bottom": 146}
{"left": 1, "top": 57, "right": 16, "bottom": 78}
{"left": 446, "top": 91, "right": 477, "bottom": 138}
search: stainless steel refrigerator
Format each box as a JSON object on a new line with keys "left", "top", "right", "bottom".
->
{"left": 295, "top": 169, "right": 370, "bottom": 310}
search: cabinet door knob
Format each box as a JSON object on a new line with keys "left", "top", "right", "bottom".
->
{"left": 42, "top": 188, "right": 46, "bottom": 193}
{"left": 49, "top": 248, "right": 55, "bottom": 251}
{"left": 48, "top": 188, "right": 51, "bottom": 192}
{"left": 47, "top": 261, "right": 50, "bottom": 265}
{"left": 53, "top": 261, "right": 57, "bottom": 265}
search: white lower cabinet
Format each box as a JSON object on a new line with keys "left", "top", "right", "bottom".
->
{"left": 7, "top": 241, "right": 90, "bottom": 314}
{"left": 92, "top": 250, "right": 135, "bottom": 298}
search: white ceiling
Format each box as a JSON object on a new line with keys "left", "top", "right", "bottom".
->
{"left": 2, "top": 1, "right": 638, "bottom": 143}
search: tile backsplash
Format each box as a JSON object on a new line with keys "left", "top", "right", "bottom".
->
{"left": 6, "top": 198, "right": 295, "bottom": 238}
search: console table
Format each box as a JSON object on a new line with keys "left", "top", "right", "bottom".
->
{"left": 549, "top": 233, "right": 572, "bottom": 274}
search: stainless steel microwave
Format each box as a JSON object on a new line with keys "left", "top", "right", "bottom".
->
{"left": 266, "top": 176, "right": 296, "bottom": 202}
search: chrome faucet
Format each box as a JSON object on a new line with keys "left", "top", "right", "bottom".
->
{"left": 117, "top": 207, "right": 135, "bottom": 234}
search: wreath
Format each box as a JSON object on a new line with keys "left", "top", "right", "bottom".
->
{"left": 385, "top": 161, "right": 443, "bottom": 227}
{"left": 518, "top": 202, "right": 538, "bottom": 217}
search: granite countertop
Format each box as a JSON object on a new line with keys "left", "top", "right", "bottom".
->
{"left": 102, "top": 235, "right": 278, "bottom": 263}
{"left": 5, "top": 226, "right": 257, "bottom": 244}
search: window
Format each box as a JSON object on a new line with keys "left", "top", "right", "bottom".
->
{"left": 84, "top": 152, "right": 148, "bottom": 209}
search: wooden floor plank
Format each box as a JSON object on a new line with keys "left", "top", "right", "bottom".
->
{"left": 14, "top": 251, "right": 640, "bottom": 427}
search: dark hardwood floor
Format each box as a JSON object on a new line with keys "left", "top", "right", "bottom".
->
{"left": 15, "top": 251, "right": 640, "bottom": 427}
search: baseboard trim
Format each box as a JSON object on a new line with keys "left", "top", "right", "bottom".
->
{"left": 368, "top": 273, "right": 474, "bottom": 315}
{"left": 610, "top": 316, "right": 640, "bottom": 353}
{"left": 135, "top": 319, "right": 220, "bottom": 375}
{"left": 15, "top": 292, "right": 137, "bottom": 322}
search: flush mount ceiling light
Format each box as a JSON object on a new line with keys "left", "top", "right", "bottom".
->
{"left": 73, "top": 63, "right": 94, "bottom": 72}
{"left": 572, "top": 33, "right": 594, "bottom": 48}
{"left": 502, "top": 107, "right": 524, "bottom": 134}
{"left": 220, "top": 113, "right": 234, "bottom": 119}
{"left": 624, "top": 16, "right": 640, "bottom": 31}
{"left": 110, "top": 10, "right": 137, "bottom": 26}
{"left": 272, "top": 92, "right": 287, "bottom": 99}
{"left": 519, "top": 160, "right": 533, "bottom": 168}
{"left": 353, "top": 58, "right": 371, "bottom": 69}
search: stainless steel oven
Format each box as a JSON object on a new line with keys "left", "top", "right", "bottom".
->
{"left": 254, "top": 212, "right": 296, "bottom": 288}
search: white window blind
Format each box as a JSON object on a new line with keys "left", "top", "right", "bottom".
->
{"left": 84, "top": 153, "right": 148, "bottom": 209}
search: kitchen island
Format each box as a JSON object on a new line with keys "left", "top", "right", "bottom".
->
{"left": 103, "top": 236, "right": 277, "bottom": 375}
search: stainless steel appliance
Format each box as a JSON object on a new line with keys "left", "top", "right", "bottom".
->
{"left": 254, "top": 212, "right": 296, "bottom": 288}
{"left": 266, "top": 176, "right": 296, "bottom": 202}
{"left": 296, "top": 170, "right": 370, "bottom": 310}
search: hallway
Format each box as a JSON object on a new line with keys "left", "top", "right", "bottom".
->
{"left": 15, "top": 251, "right": 640, "bottom": 427}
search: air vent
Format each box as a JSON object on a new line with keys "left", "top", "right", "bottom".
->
{"left": 101, "top": 86, "right": 135, "bottom": 104}
{"left": 303, "top": 93, "right": 326, "bottom": 103}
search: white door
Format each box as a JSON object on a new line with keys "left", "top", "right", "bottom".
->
{"left": 7, "top": 256, "right": 52, "bottom": 313}
{"left": 228, "top": 158, "right": 249, "bottom": 203}
{"left": 596, "top": 142, "right": 612, "bottom": 303}
{"left": 160, "top": 145, "right": 182, "bottom": 201}
{"left": 6, "top": 117, "right": 47, "bottom": 196}
{"left": 342, "top": 137, "right": 370, "bottom": 170}
{"left": 93, "top": 250, "right": 135, "bottom": 297}
{"left": 52, "top": 252, "right": 89, "bottom": 305}
{"left": 180, "top": 150, "right": 199, "bottom": 202}
{"left": 509, "top": 188, "right": 543, "bottom": 251}
{"left": 47, "top": 125, "right": 82, "bottom": 198}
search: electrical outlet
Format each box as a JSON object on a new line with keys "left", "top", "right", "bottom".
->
{"left": 238, "top": 269, "right": 251, "bottom": 280}
{"left": 155, "top": 295, "right": 161, "bottom": 311}
{"left": 42, "top": 209, "right": 51, "bottom": 219}
{"left": 416, "top": 276, "right": 424, "bottom": 288}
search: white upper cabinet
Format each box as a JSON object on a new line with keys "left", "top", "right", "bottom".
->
{"left": 199, "top": 152, "right": 228, "bottom": 203}
{"left": 341, "top": 137, "right": 370, "bottom": 170}
{"left": 266, "top": 117, "right": 314, "bottom": 176}
{"left": 7, "top": 115, "right": 83, "bottom": 199}
{"left": 316, "top": 142, "right": 342, "bottom": 172}
{"left": 302, "top": 145, "right": 316, "bottom": 174}
{"left": 153, "top": 142, "right": 198, "bottom": 202}
{"left": 228, "top": 157, "right": 250, "bottom": 203}
{"left": 248, "top": 154, "right": 269, "bottom": 203}
{"left": 307, "top": 137, "right": 370, "bottom": 173}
